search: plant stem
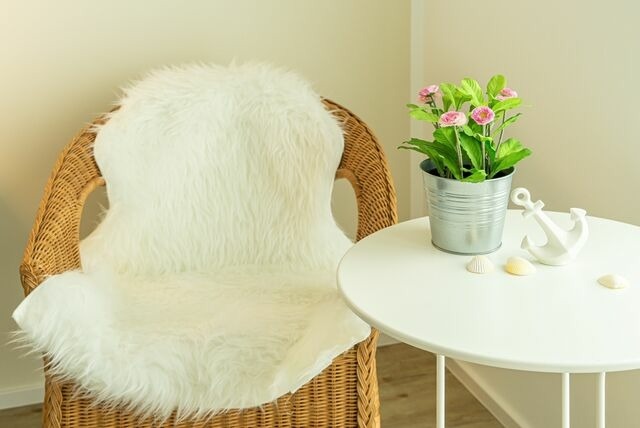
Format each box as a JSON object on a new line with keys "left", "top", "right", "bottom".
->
{"left": 496, "top": 110, "right": 506, "bottom": 154}
{"left": 482, "top": 124, "right": 486, "bottom": 171}
{"left": 429, "top": 99, "right": 440, "bottom": 129}
{"left": 453, "top": 126, "right": 464, "bottom": 176}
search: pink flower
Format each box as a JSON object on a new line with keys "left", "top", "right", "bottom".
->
{"left": 496, "top": 87, "right": 518, "bottom": 101}
{"left": 439, "top": 111, "right": 467, "bottom": 127}
{"left": 471, "top": 106, "right": 495, "bottom": 125}
{"left": 418, "top": 85, "right": 440, "bottom": 102}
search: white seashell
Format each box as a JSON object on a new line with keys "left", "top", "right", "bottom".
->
{"left": 505, "top": 256, "right": 536, "bottom": 276}
{"left": 466, "top": 255, "right": 494, "bottom": 274}
{"left": 598, "top": 274, "right": 629, "bottom": 290}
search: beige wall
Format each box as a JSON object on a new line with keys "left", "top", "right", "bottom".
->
{"left": 422, "top": 1, "right": 640, "bottom": 426}
{"left": 0, "top": 0, "right": 410, "bottom": 397}
{"left": 421, "top": 0, "right": 639, "bottom": 225}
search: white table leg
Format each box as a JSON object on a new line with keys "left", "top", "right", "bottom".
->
{"left": 597, "top": 372, "right": 606, "bottom": 428}
{"left": 437, "top": 354, "right": 445, "bottom": 428}
{"left": 562, "top": 372, "right": 570, "bottom": 428}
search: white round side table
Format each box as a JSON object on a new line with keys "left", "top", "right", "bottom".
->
{"left": 337, "top": 210, "right": 640, "bottom": 428}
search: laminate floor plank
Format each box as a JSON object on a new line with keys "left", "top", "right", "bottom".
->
{"left": 0, "top": 403, "right": 41, "bottom": 428}
{"left": 378, "top": 343, "right": 502, "bottom": 428}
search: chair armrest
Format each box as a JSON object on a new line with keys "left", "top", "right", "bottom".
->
{"left": 19, "top": 119, "right": 105, "bottom": 296}
{"left": 324, "top": 99, "right": 398, "bottom": 241}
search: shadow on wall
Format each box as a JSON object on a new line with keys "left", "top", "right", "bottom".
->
{"left": 0, "top": 194, "right": 44, "bottom": 381}
{"left": 0, "top": 195, "right": 28, "bottom": 323}
{"left": 0, "top": 181, "right": 108, "bottom": 380}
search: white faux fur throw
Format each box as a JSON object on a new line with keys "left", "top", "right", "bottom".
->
{"left": 12, "top": 63, "right": 370, "bottom": 419}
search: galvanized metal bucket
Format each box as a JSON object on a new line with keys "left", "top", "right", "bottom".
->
{"left": 421, "top": 159, "right": 514, "bottom": 255}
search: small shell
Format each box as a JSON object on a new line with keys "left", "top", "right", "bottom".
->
{"left": 505, "top": 256, "right": 536, "bottom": 276}
{"left": 598, "top": 274, "right": 629, "bottom": 290}
{"left": 466, "top": 255, "right": 494, "bottom": 274}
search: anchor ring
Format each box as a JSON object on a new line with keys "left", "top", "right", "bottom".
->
{"left": 511, "top": 187, "right": 531, "bottom": 206}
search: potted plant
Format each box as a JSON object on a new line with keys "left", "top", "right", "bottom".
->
{"left": 399, "top": 75, "right": 532, "bottom": 254}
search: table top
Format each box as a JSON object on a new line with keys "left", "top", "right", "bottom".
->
{"left": 338, "top": 210, "right": 640, "bottom": 373}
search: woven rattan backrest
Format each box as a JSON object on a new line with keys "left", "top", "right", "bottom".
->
{"left": 324, "top": 99, "right": 398, "bottom": 241}
{"left": 20, "top": 99, "right": 397, "bottom": 296}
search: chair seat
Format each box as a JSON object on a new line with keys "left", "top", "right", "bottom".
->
{"left": 13, "top": 266, "right": 370, "bottom": 420}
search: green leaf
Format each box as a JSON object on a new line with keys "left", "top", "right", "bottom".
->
{"left": 454, "top": 87, "right": 472, "bottom": 109}
{"left": 406, "top": 103, "right": 420, "bottom": 109}
{"left": 441, "top": 156, "right": 462, "bottom": 180}
{"left": 485, "top": 140, "right": 496, "bottom": 166}
{"left": 490, "top": 149, "right": 531, "bottom": 178}
{"left": 399, "top": 149, "right": 445, "bottom": 177}
{"left": 467, "top": 121, "right": 483, "bottom": 135}
{"left": 492, "top": 97, "right": 522, "bottom": 114}
{"left": 409, "top": 108, "right": 440, "bottom": 123}
{"left": 398, "top": 138, "right": 432, "bottom": 156}
{"left": 399, "top": 145, "right": 444, "bottom": 175}
{"left": 440, "top": 83, "right": 456, "bottom": 111}
{"left": 487, "top": 74, "right": 506, "bottom": 97}
{"left": 496, "top": 138, "right": 524, "bottom": 158}
{"left": 462, "top": 169, "right": 487, "bottom": 183}
{"left": 398, "top": 138, "right": 447, "bottom": 176}
{"left": 423, "top": 154, "right": 446, "bottom": 177}
{"left": 458, "top": 133, "right": 483, "bottom": 170}
{"left": 399, "top": 137, "right": 436, "bottom": 153}
{"left": 461, "top": 125, "right": 476, "bottom": 137}
{"left": 490, "top": 138, "right": 531, "bottom": 178}
{"left": 433, "top": 126, "right": 457, "bottom": 150}
{"left": 432, "top": 139, "right": 462, "bottom": 180}
{"left": 405, "top": 130, "right": 464, "bottom": 179}
{"left": 474, "top": 133, "right": 493, "bottom": 145}
{"left": 491, "top": 113, "right": 522, "bottom": 136}
{"left": 461, "top": 78, "right": 484, "bottom": 107}
{"left": 433, "top": 127, "right": 464, "bottom": 179}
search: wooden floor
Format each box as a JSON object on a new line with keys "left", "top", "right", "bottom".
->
{"left": 377, "top": 344, "right": 501, "bottom": 428}
{"left": 0, "top": 343, "right": 500, "bottom": 427}
{"left": 0, "top": 402, "right": 41, "bottom": 428}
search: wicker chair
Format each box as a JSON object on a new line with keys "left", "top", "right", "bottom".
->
{"left": 19, "top": 98, "right": 397, "bottom": 428}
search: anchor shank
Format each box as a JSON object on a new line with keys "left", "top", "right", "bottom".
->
{"left": 531, "top": 211, "right": 569, "bottom": 249}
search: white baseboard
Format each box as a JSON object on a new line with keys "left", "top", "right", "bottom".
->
{"left": 447, "top": 360, "right": 527, "bottom": 428}
{"left": 0, "top": 384, "right": 44, "bottom": 410}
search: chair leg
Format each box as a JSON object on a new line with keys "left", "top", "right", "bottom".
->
{"left": 42, "top": 373, "right": 63, "bottom": 428}
{"left": 357, "top": 330, "right": 381, "bottom": 428}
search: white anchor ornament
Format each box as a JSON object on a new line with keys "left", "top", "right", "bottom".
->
{"left": 511, "top": 187, "right": 589, "bottom": 266}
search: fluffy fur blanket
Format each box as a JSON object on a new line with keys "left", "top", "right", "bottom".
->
{"left": 13, "top": 63, "right": 370, "bottom": 419}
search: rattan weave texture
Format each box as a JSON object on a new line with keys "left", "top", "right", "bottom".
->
{"left": 19, "top": 99, "right": 397, "bottom": 427}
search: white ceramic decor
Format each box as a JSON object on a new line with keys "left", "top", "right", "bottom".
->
{"left": 598, "top": 274, "right": 629, "bottom": 290}
{"left": 505, "top": 256, "right": 536, "bottom": 276}
{"left": 466, "top": 255, "right": 494, "bottom": 274}
{"left": 511, "top": 188, "right": 589, "bottom": 266}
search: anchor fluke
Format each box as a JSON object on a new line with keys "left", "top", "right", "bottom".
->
{"left": 511, "top": 187, "right": 589, "bottom": 266}
{"left": 521, "top": 235, "right": 534, "bottom": 251}
{"left": 570, "top": 208, "right": 587, "bottom": 222}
